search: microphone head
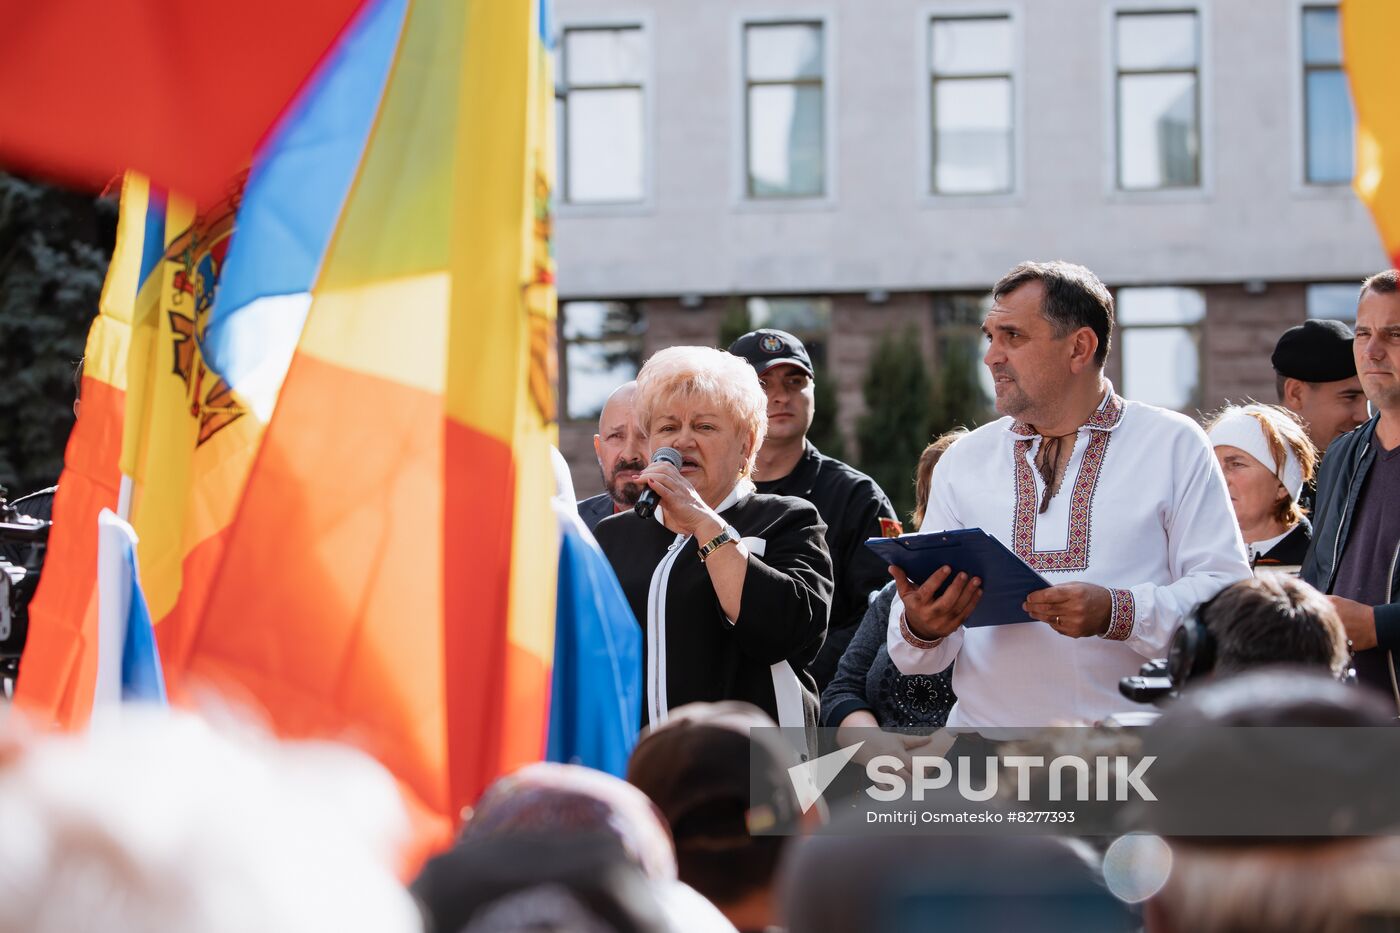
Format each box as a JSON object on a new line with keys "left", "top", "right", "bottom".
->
{"left": 652, "top": 447, "right": 682, "bottom": 467}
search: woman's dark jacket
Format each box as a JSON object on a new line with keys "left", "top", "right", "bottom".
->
{"left": 595, "top": 490, "right": 832, "bottom": 736}
{"left": 820, "top": 582, "right": 956, "bottom": 729}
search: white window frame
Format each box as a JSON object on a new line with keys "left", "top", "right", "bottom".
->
{"left": 554, "top": 14, "right": 656, "bottom": 218}
{"left": 916, "top": 1, "right": 1025, "bottom": 207}
{"left": 1289, "top": 0, "right": 1355, "bottom": 196}
{"left": 1101, "top": 0, "right": 1214, "bottom": 203}
{"left": 730, "top": 11, "right": 838, "bottom": 211}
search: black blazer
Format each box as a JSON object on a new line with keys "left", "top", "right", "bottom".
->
{"left": 595, "top": 492, "right": 832, "bottom": 738}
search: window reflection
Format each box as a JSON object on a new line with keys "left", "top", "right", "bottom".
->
{"left": 1302, "top": 6, "right": 1353, "bottom": 185}
{"left": 1115, "top": 11, "right": 1200, "bottom": 190}
{"left": 561, "top": 301, "right": 645, "bottom": 420}
{"left": 558, "top": 26, "right": 646, "bottom": 204}
{"left": 1118, "top": 287, "right": 1205, "bottom": 412}
{"left": 1306, "top": 283, "right": 1358, "bottom": 322}
{"left": 745, "top": 22, "right": 826, "bottom": 198}
{"left": 930, "top": 16, "right": 1013, "bottom": 195}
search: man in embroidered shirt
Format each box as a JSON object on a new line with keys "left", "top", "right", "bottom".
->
{"left": 887, "top": 261, "right": 1251, "bottom": 728}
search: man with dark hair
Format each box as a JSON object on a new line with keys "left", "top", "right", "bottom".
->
{"left": 627, "top": 701, "right": 808, "bottom": 933}
{"left": 889, "top": 260, "right": 1250, "bottom": 727}
{"left": 578, "top": 381, "right": 648, "bottom": 532}
{"left": 1303, "top": 269, "right": 1400, "bottom": 711}
{"left": 728, "top": 328, "right": 901, "bottom": 689}
{"left": 1194, "top": 574, "right": 1349, "bottom": 680}
{"left": 1270, "top": 319, "right": 1367, "bottom": 509}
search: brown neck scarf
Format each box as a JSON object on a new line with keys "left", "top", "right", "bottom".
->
{"left": 1032, "top": 430, "right": 1078, "bottom": 514}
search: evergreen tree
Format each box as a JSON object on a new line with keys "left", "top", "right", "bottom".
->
{"left": 855, "top": 328, "right": 934, "bottom": 519}
{"left": 0, "top": 173, "right": 116, "bottom": 495}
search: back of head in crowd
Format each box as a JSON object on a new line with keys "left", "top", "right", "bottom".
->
{"left": 1185, "top": 574, "right": 1349, "bottom": 682}
{"left": 1141, "top": 669, "right": 1400, "bottom": 933}
{"left": 461, "top": 761, "right": 676, "bottom": 882}
{"left": 780, "top": 828, "right": 1131, "bottom": 933}
{"left": 422, "top": 761, "right": 737, "bottom": 933}
{"left": 627, "top": 702, "right": 804, "bottom": 930}
{"left": 0, "top": 708, "right": 419, "bottom": 933}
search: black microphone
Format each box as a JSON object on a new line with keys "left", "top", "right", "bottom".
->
{"left": 634, "top": 447, "right": 682, "bottom": 519}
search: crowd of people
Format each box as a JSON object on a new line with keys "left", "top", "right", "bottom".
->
{"left": 1, "top": 257, "right": 1397, "bottom": 931}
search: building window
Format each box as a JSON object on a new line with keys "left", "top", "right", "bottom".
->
{"left": 929, "top": 16, "right": 1014, "bottom": 195}
{"left": 744, "top": 22, "right": 826, "bottom": 199}
{"left": 561, "top": 301, "right": 645, "bottom": 420}
{"left": 746, "top": 296, "right": 831, "bottom": 365}
{"left": 557, "top": 26, "right": 646, "bottom": 204}
{"left": 1306, "top": 282, "right": 1359, "bottom": 322}
{"left": 1302, "top": 5, "right": 1353, "bottom": 185}
{"left": 1117, "top": 287, "right": 1205, "bottom": 411}
{"left": 1114, "top": 10, "right": 1200, "bottom": 190}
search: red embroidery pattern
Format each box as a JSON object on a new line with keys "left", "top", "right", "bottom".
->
{"left": 1010, "top": 393, "right": 1125, "bottom": 572}
{"left": 1103, "top": 588, "right": 1135, "bottom": 641}
{"left": 900, "top": 612, "right": 944, "bottom": 651}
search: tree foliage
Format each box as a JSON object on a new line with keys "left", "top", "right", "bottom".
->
{"left": 856, "top": 328, "right": 934, "bottom": 519}
{"left": 0, "top": 172, "right": 116, "bottom": 496}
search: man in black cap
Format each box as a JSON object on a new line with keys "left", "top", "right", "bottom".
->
{"left": 1272, "top": 318, "right": 1368, "bottom": 456}
{"left": 728, "top": 329, "right": 901, "bottom": 690}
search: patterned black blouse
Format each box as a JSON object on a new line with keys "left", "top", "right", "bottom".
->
{"left": 820, "top": 581, "right": 956, "bottom": 729}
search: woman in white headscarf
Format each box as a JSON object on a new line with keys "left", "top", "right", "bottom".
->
{"left": 1206, "top": 404, "right": 1319, "bottom": 568}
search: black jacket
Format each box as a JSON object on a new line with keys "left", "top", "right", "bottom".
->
{"left": 754, "top": 443, "right": 899, "bottom": 690}
{"left": 820, "top": 582, "right": 955, "bottom": 729}
{"left": 1253, "top": 517, "right": 1311, "bottom": 569}
{"left": 577, "top": 492, "right": 616, "bottom": 533}
{"left": 594, "top": 492, "right": 832, "bottom": 739}
{"left": 1301, "top": 416, "right": 1400, "bottom": 707}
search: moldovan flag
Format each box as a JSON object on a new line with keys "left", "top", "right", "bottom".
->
{"left": 1345, "top": 0, "right": 1400, "bottom": 268}
{"left": 20, "top": 0, "right": 578, "bottom": 860}
{"left": 148, "top": 0, "right": 562, "bottom": 856}
{"left": 14, "top": 174, "right": 178, "bottom": 726}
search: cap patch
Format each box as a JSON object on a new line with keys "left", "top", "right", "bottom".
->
{"left": 759, "top": 334, "right": 784, "bottom": 354}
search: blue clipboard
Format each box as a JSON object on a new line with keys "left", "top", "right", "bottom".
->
{"left": 865, "top": 528, "right": 1051, "bottom": 628}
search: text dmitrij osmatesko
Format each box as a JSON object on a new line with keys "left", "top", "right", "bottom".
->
{"left": 866, "top": 810, "right": 1078, "bottom": 824}
{"left": 865, "top": 755, "right": 1157, "bottom": 802}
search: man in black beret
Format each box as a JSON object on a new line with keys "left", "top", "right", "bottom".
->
{"left": 1272, "top": 318, "right": 1368, "bottom": 454}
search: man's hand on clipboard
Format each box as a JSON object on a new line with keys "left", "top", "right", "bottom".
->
{"left": 890, "top": 564, "right": 983, "bottom": 641}
{"left": 1023, "top": 583, "right": 1112, "bottom": 637}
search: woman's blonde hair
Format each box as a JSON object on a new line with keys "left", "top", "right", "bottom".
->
{"left": 634, "top": 346, "right": 768, "bottom": 477}
{"left": 1204, "top": 403, "right": 1318, "bottom": 526}
{"left": 913, "top": 428, "right": 969, "bottom": 528}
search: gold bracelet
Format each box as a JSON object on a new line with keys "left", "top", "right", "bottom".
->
{"left": 697, "top": 527, "right": 737, "bottom": 562}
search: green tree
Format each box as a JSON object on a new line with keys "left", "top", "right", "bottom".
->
{"left": 0, "top": 173, "right": 116, "bottom": 496}
{"left": 856, "top": 328, "right": 934, "bottom": 519}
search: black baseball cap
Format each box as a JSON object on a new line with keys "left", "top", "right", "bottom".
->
{"left": 1271, "top": 319, "right": 1357, "bottom": 383}
{"left": 729, "top": 329, "right": 814, "bottom": 377}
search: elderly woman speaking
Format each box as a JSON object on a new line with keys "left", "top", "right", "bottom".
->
{"left": 594, "top": 346, "right": 833, "bottom": 735}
